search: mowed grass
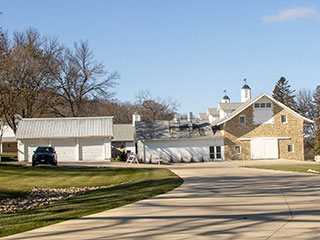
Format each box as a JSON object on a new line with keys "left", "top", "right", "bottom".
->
{"left": 247, "top": 164, "right": 320, "bottom": 174}
{"left": 0, "top": 164, "right": 183, "bottom": 237}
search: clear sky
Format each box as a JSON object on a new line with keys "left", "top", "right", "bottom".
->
{"left": 1, "top": 0, "right": 320, "bottom": 116}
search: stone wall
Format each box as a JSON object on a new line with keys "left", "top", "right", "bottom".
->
{"left": 222, "top": 99, "right": 305, "bottom": 160}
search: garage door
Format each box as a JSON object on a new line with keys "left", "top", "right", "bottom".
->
{"left": 26, "top": 140, "right": 49, "bottom": 162}
{"left": 80, "top": 140, "right": 104, "bottom": 160}
{"left": 251, "top": 138, "right": 278, "bottom": 160}
{"left": 51, "top": 140, "right": 77, "bottom": 161}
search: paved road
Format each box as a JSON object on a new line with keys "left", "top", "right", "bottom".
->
{"left": 3, "top": 161, "right": 320, "bottom": 239}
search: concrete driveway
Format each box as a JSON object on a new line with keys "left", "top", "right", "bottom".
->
{"left": 3, "top": 161, "right": 320, "bottom": 239}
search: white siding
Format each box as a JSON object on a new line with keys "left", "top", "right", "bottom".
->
{"left": 138, "top": 138, "right": 224, "bottom": 163}
{"left": 253, "top": 98, "right": 274, "bottom": 124}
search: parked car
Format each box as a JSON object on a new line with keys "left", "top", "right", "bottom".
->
{"left": 32, "top": 146, "right": 57, "bottom": 167}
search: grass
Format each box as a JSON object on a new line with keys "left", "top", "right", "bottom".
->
{"left": 0, "top": 164, "right": 183, "bottom": 237}
{"left": 246, "top": 164, "right": 320, "bottom": 174}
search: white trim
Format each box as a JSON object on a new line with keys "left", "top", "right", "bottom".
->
{"left": 281, "top": 114, "right": 287, "bottom": 123}
{"left": 288, "top": 144, "right": 294, "bottom": 153}
{"left": 238, "top": 137, "right": 291, "bottom": 141}
{"left": 239, "top": 115, "right": 246, "bottom": 124}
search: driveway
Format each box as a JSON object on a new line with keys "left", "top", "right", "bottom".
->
{"left": 3, "top": 161, "right": 320, "bottom": 239}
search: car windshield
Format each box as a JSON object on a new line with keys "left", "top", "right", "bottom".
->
{"left": 35, "top": 147, "right": 54, "bottom": 153}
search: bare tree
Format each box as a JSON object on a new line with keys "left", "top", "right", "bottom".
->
{"left": 51, "top": 40, "right": 120, "bottom": 117}
{"left": 296, "top": 89, "right": 316, "bottom": 135}
{"left": 135, "top": 90, "right": 178, "bottom": 120}
{"left": 0, "top": 29, "right": 59, "bottom": 132}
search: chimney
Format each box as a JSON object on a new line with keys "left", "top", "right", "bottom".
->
{"left": 132, "top": 112, "right": 141, "bottom": 126}
{"left": 241, "top": 79, "right": 251, "bottom": 102}
{"left": 174, "top": 113, "right": 180, "bottom": 132}
{"left": 187, "top": 112, "right": 193, "bottom": 131}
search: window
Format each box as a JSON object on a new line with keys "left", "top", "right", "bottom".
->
{"left": 260, "top": 103, "right": 266, "bottom": 108}
{"left": 281, "top": 115, "right": 287, "bottom": 123}
{"left": 216, "top": 146, "right": 222, "bottom": 159}
{"left": 239, "top": 116, "right": 246, "bottom": 124}
{"left": 254, "top": 103, "right": 260, "bottom": 108}
{"left": 235, "top": 146, "right": 241, "bottom": 154}
{"left": 209, "top": 146, "right": 215, "bottom": 159}
{"left": 288, "top": 144, "right": 294, "bottom": 153}
{"left": 266, "top": 103, "right": 272, "bottom": 108}
{"left": 7, "top": 143, "right": 11, "bottom": 148}
{"left": 209, "top": 146, "right": 222, "bottom": 160}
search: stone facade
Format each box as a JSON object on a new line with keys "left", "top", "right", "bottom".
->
{"left": 222, "top": 97, "right": 305, "bottom": 160}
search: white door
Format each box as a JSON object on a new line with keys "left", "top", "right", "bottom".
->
{"left": 80, "top": 140, "right": 104, "bottom": 160}
{"left": 26, "top": 140, "right": 49, "bottom": 162}
{"left": 51, "top": 140, "right": 77, "bottom": 161}
{"left": 251, "top": 138, "right": 278, "bottom": 159}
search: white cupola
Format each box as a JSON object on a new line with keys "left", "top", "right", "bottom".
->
{"left": 221, "top": 90, "right": 230, "bottom": 103}
{"left": 132, "top": 112, "right": 141, "bottom": 126}
{"left": 241, "top": 79, "right": 251, "bottom": 102}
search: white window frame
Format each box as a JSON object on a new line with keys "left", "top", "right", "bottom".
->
{"left": 281, "top": 115, "right": 287, "bottom": 123}
{"left": 288, "top": 144, "right": 294, "bottom": 153}
{"left": 239, "top": 115, "right": 246, "bottom": 124}
{"left": 266, "top": 103, "right": 272, "bottom": 108}
{"left": 235, "top": 145, "right": 241, "bottom": 154}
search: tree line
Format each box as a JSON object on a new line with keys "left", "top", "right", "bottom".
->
{"left": 272, "top": 76, "right": 320, "bottom": 156}
{"left": 0, "top": 28, "right": 178, "bottom": 133}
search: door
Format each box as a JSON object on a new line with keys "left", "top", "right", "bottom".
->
{"left": 51, "top": 140, "right": 77, "bottom": 161}
{"left": 80, "top": 139, "right": 105, "bottom": 160}
{"left": 251, "top": 138, "right": 278, "bottom": 159}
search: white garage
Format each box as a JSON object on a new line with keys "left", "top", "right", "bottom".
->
{"left": 16, "top": 117, "right": 113, "bottom": 162}
{"left": 250, "top": 138, "right": 279, "bottom": 159}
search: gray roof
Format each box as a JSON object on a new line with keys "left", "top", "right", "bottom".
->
{"left": 218, "top": 102, "right": 242, "bottom": 111}
{"left": 207, "top": 108, "right": 219, "bottom": 116}
{"left": 113, "top": 124, "right": 134, "bottom": 142}
{"left": 198, "top": 113, "right": 208, "bottom": 120}
{"left": 135, "top": 119, "right": 222, "bottom": 141}
{"left": 16, "top": 117, "right": 113, "bottom": 139}
{"left": 212, "top": 95, "right": 261, "bottom": 126}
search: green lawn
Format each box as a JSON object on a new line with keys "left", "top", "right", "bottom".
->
{"left": 247, "top": 164, "right": 320, "bottom": 174}
{"left": 0, "top": 164, "right": 183, "bottom": 237}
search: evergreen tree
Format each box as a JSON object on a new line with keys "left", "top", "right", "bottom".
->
{"left": 314, "top": 128, "right": 320, "bottom": 156}
{"left": 272, "top": 76, "right": 297, "bottom": 110}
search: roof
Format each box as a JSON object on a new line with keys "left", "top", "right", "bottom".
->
{"left": 113, "top": 124, "right": 134, "bottom": 142}
{"left": 218, "top": 102, "right": 242, "bottom": 111}
{"left": 207, "top": 108, "right": 219, "bottom": 116}
{"left": 222, "top": 95, "right": 230, "bottom": 100}
{"left": 242, "top": 84, "right": 251, "bottom": 89}
{"left": 1, "top": 125, "right": 17, "bottom": 142}
{"left": 16, "top": 116, "right": 113, "bottom": 139}
{"left": 135, "top": 119, "right": 222, "bottom": 141}
{"left": 212, "top": 93, "right": 314, "bottom": 126}
{"left": 198, "top": 113, "right": 208, "bottom": 120}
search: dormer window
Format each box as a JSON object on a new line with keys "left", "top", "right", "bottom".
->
{"left": 239, "top": 116, "right": 246, "bottom": 124}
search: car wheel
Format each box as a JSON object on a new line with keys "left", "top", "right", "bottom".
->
{"left": 52, "top": 161, "right": 57, "bottom": 166}
{"left": 32, "top": 161, "right": 36, "bottom": 167}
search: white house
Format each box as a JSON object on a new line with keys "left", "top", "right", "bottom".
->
{"left": 16, "top": 116, "right": 113, "bottom": 162}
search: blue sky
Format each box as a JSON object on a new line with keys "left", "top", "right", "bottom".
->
{"left": 1, "top": 0, "right": 320, "bottom": 115}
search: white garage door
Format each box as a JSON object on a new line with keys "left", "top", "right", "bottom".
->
{"left": 26, "top": 140, "right": 49, "bottom": 162}
{"left": 80, "top": 140, "right": 104, "bottom": 160}
{"left": 251, "top": 138, "right": 278, "bottom": 160}
{"left": 51, "top": 140, "right": 77, "bottom": 161}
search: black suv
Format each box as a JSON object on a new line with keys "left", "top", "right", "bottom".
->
{"left": 32, "top": 146, "right": 57, "bottom": 167}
